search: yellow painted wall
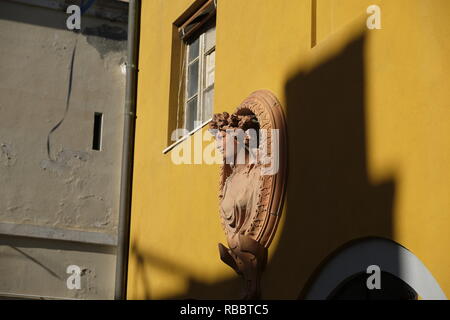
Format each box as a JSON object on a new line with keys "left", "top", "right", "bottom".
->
{"left": 128, "top": 0, "right": 450, "bottom": 299}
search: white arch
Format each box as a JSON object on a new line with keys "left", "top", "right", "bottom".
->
{"left": 305, "top": 238, "right": 447, "bottom": 300}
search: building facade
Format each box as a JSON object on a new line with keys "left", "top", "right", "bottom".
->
{"left": 0, "top": 0, "right": 128, "bottom": 299}
{"left": 127, "top": 0, "right": 450, "bottom": 299}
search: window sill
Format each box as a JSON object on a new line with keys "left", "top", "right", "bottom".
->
{"left": 162, "top": 118, "right": 212, "bottom": 154}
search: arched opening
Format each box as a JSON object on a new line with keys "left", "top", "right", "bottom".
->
{"left": 304, "top": 237, "right": 446, "bottom": 300}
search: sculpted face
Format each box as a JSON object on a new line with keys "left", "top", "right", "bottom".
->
{"left": 210, "top": 111, "right": 259, "bottom": 165}
{"left": 214, "top": 130, "right": 238, "bottom": 163}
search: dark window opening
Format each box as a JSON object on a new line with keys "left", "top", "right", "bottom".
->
{"left": 92, "top": 112, "right": 103, "bottom": 151}
{"left": 328, "top": 271, "right": 418, "bottom": 300}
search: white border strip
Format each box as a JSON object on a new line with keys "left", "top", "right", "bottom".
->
{"left": 0, "top": 222, "right": 117, "bottom": 246}
{"left": 0, "top": 291, "right": 79, "bottom": 300}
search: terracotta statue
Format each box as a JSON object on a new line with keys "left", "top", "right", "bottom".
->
{"left": 209, "top": 90, "right": 287, "bottom": 299}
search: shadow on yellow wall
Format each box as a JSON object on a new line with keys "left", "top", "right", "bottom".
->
{"left": 268, "top": 31, "right": 396, "bottom": 299}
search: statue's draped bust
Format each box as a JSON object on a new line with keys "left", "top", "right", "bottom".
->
{"left": 209, "top": 90, "right": 287, "bottom": 299}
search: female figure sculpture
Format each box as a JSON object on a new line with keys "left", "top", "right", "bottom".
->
{"left": 209, "top": 90, "right": 287, "bottom": 299}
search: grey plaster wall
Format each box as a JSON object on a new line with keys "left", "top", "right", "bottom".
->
{"left": 0, "top": 0, "right": 128, "bottom": 299}
{"left": 0, "top": 235, "right": 116, "bottom": 299}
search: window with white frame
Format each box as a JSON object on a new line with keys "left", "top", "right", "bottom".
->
{"left": 184, "top": 21, "right": 216, "bottom": 132}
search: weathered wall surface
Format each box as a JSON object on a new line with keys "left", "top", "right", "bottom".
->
{"left": 0, "top": 0, "right": 127, "bottom": 299}
{"left": 0, "top": 235, "right": 116, "bottom": 299}
{"left": 128, "top": 0, "right": 450, "bottom": 300}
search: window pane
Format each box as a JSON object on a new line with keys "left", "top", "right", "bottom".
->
{"left": 202, "top": 87, "right": 214, "bottom": 121}
{"left": 186, "top": 96, "right": 198, "bottom": 132}
{"left": 205, "top": 50, "right": 215, "bottom": 88}
{"left": 188, "top": 38, "right": 199, "bottom": 62}
{"left": 187, "top": 60, "right": 199, "bottom": 98}
{"left": 205, "top": 26, "right": 216, "bottom": 52}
